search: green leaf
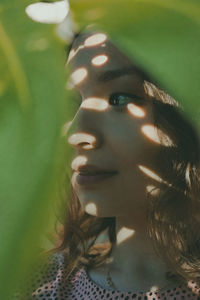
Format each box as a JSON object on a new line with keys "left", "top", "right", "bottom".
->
{"left": 70, "top": 0, "right": 200, "bottom": 127}
{"left": 0, "top": 0, "right": 70, "bottom": 298}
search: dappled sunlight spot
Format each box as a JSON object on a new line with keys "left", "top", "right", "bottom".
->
{"left": 138, "top": 165, "right": 164, "bottom": 183}
{"left": 144, "top": 81, "right": 179, "bottom": 107}
{"left": 71, "top": 171, "right": 78, "bottom": 186}
{"left": 68, "top": 133, "right": 96, "bottom": 149}
{"left": 141, "top": 124, "right": 174, "bottom": 147}
{"left": 84, "top": 33, "right": 107, "bottom": 47}
{"left": 71, "top": 155, "right": 88, "bottom": 172}
{"left": 85, "top": 203, "right": 97, "bottom": 216}
{"left": 116, "top": 227, "right": 135, "bottom": 245}
{"left": 150, "top": 286, "right": 159, "bottom": 293}
{"left": 91, "top": 55, "right": 108, "bottom": 66}
{"left": 185, "top": 163, "right": 191, "bottom": 188}
{"left": 146, "top": 185, "right": 160, "bottom": 196}
{"left": 70, "top": 68, "right": 88, "bottom": 86}
{"left": 188, "top": 279, "right": 200, "bottom": 294}
{"left": 61, "top": 121, "right": 72, "bottom": 136}
{"left": 82, "top": 144, "right": 94, "bottom": 150}
{"left": 67, "top": 49, "right": 76, "bottom": 63}
{"left": 144, "top": 82, "right": 154, "bottom": 97}
{"left": 67, "top": 45, "right": 85, "bottom": 64}
{"left": 141, "top": 125, "right": 160, "bottom": 144}
{"left": 127, "top": 103, "right": 146, "bottom": 118}
{"left": 106, "top": 257, "right": 114, "bottom": 265}
{"left": 25, "top": 0, "right": 69, "bottom": 24}
{"left": 81, "top": 97, "right": 108, "bottom": 111}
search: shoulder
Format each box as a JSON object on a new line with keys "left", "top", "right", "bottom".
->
{"left": 11, "top": 252, "right": 67, "bottom": 299}
{"left": 31, "top": 252, "right": 66, "bottom": 282}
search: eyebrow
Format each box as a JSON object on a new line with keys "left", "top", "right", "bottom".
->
{"left": 97, "top": 66, "right": 146, "bottom": 82}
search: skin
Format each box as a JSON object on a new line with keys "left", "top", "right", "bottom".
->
{"left": 66, "top": 32, "right": 176, "bottom": 293}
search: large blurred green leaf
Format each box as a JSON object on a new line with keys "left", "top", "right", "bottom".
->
{"left": 70, "top": 0, "right": 200, "bottom": 127}
{"left": 0, "top": 0, "right": 70, "bottom": 298}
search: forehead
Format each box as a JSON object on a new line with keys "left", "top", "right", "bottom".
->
{"left": 68, "top": 32, "right": 146, "bottom": 83}
{"left": 70, "top": 32, "right": 130, "bottom": 65}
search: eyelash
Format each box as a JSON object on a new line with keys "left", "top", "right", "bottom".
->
{"left": 74, "top": 93, "right": 145, "bottom": 109}
{"left": 109, "top": 93, "right": 145, "bottom": 108}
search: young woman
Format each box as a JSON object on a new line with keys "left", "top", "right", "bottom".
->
{"left": 17, "top": 31, "right": 200, "bottom": 299}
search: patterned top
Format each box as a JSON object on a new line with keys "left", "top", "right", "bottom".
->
{"left": 11, "top": 253, "right": 200, "bottom": 299}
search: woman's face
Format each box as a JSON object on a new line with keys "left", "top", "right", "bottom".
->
{"left": 67, "top": 32, "right": 162, "bottom": 218}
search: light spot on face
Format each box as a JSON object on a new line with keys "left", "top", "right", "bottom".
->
{"left": 146, "top": 185, "right": 160, "bottom": 196}
{"left": 127, "top": 103, "right": 146, "bottom": 118}
{"left": 91, "top": 55, "right": 109, "bottom": 66}
{"left": 67, "top": 49, "right": 76, "bottom": 63}
{"left": 71, "top": 171, "right": 78, "bottom": 186}
{"left": 68, "top": 133, "right": 96, "bottom": 149}
{"left": 71, "top": 155, "right": 88, "bottom": 172}
{"left": 70, "top": 68, "right": 88, "bottom": 86}
{"left": 138, "top": 165, "right": 164, "bottom": 183}
{"left": 84, "top": 33, "right": 107, "bottom": 47}
{"left": 67, "top": 44, "right": 85, "bottom": 64}
{"left": 141, "top": 124, "right": 174, "bottom": 147}
{"left": 81, "top": 97, "right": 108, "bottom": 111}
{"left": 85, "top": 203, "right": 97, "bottom": 216}
{"left": 116, "top": 227, "right": 135, "bottom": 245}
{"left": 61, "top": 120, "right": 72, "bottom": 136}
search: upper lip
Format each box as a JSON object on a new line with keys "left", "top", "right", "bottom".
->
{"left": 74, "top": 164, "right": 118, "bottom": 175}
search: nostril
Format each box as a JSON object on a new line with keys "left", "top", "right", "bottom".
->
{"left": 68, "top": 133, "right": 96, "bottom": 148}
{"left": 79, "top": 142, "right": 89, "bottom": 147}
{"left": 80, "top": 142, "right": 94, "bottom": 150}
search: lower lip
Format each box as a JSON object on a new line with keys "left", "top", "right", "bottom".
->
{"left": 76, "top": 172, "right": 118, "bottom": 185}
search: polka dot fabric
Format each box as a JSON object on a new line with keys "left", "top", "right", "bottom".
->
{"left": 10, "top": 253, "right": 200, "bottom": 299}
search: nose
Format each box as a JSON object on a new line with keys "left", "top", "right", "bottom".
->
{"left": 67, "top": 107, "right": 103, "bottom": 151}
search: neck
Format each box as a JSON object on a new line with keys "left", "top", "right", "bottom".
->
{"left": 103, "top": 215, "right": 176, "bottom": 292}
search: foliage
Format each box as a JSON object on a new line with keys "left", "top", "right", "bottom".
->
{"left": 0, "top": 0, "right": 70, "bottom": 298}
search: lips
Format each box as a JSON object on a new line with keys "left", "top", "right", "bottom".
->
{"left": 75, "top": 164, "right": 118, "bottom": 175}
{"left": 73, "top": 164, "right": 118, "bottom": 185}
{"left": 76, "top": 171, "right": 118, "bottom": 185}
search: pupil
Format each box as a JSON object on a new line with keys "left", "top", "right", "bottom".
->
{"left": 118, "top": 95, "right": 126, "bottom": 105}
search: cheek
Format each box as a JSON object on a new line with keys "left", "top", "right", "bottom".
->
{"left": 73, "top": 181, "right": 123, "bottom": 217}
{"left": 105, "top": 115, "right": 157, "bottom": 167}
{"left": 73, "top": 171, "right": 149, "bottom": 218}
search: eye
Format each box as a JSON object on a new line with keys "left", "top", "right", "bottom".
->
{"left": 109, "top": 93, "right": 145, "bottom": 107}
